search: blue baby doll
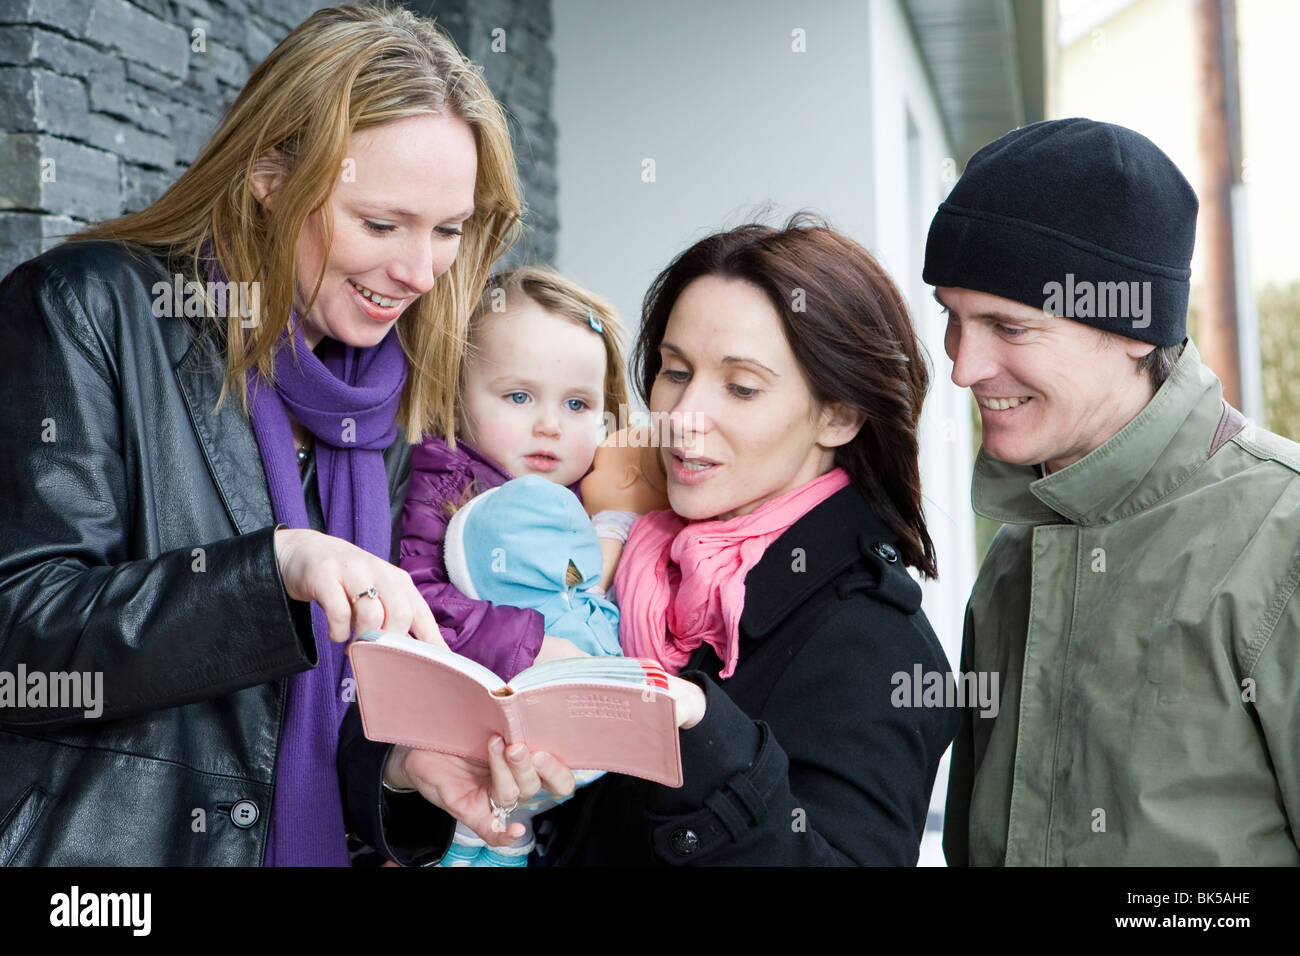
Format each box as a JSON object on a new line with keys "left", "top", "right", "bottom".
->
{"left": 443, "top": 474, "right": 622, "bottom": 657}
{"left": 438, "top": 474, "right": 622, "bottom": 865}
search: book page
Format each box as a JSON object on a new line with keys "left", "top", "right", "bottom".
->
{"left": 353, "top": 630, "right": 504, "bottom": 693}
{"left": 510, "top": 656, "right": 671, "bottom": 694}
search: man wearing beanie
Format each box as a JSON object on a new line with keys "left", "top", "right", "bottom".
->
{"left": 926, "top": 118, "right": 1300, "bottom": 866}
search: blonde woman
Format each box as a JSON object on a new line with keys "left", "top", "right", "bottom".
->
{"left": 0, "top": 4, "right": 570, "bottom": 866}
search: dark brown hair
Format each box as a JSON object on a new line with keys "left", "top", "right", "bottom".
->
{"left": 631, "top": 213, "right": 937, "bottom": 578}
{"left": 1137, "top": 340, "right": 1187, "bottom": 391}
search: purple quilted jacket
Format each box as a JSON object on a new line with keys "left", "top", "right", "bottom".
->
{"left": 398, "top": 435, "right": 584, "bottom": 680}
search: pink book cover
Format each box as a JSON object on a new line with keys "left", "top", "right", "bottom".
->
{"left": 348, "top": 632, "right": 683, "bottom": 787}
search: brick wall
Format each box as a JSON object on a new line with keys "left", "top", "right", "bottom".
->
{"left": 0, "top": 0, "right": 557, "bottom": 277}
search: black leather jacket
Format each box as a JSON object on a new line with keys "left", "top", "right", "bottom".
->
{"left": 0, "top": 241, "right": 454, "bottom": 865}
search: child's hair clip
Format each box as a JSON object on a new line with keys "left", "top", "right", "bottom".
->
{"left": 588, "top": 309, "right": 603, "bottom": 334}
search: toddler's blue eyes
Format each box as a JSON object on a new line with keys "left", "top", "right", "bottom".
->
{"left": 504, "top": 393, "right": 590, "bottom": 410}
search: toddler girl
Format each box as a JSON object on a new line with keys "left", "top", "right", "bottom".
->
{"left": 398, "top": 265, "right": 630, "bottom": 864}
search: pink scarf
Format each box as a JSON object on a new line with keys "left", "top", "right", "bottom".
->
{"left": 615, "top": 467, "right": 851, "bottom": 678}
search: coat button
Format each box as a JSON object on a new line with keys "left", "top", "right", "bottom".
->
{"left": 231, "top": 800, "right": 259, "bottom": 829}
{"left": 669, "top": 828, "right": 700, "bottom": 855}
{"left": 873, "top": 542, "right": 899, "bottom": 563}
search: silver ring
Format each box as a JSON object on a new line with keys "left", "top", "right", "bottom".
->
{"left": 490, "top": 796, "right": 518, "bottom": 817}
{"left": 351, "top": 586, "right": 380, "bottom": 606}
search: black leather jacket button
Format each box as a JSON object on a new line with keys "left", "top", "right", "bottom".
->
{"left": 873, "top": 542, "right": 899, "bottom": 563}
{"left": 669, "top": 828, "right": 700, "bottom": 855}
{"left": 231, "top": 799, "right": 259, "bottom": 829}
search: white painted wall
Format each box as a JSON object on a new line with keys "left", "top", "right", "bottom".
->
{"left": 552, "top": 0, "right": 875, "bottom": 329}
{"left": 552, "top": 0, "right": 976, "bottom": 865}
{"left": 865, "top": 0, "right": 977, "bottom": 867}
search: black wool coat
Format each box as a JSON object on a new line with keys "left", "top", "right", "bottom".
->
{"left": 541, "top": 483, "right": 961, "bottom": 866}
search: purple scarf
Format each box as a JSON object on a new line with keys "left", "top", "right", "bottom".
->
{"left": 245, "top": 317, "right": 408, "bottom": 866}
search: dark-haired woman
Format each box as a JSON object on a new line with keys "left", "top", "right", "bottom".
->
{"left": 540, "top": 217, "right": 960, "bottom": 865}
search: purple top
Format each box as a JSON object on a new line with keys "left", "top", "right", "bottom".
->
{"left": 399, "top": 436, "right": 585, "bottom": 680}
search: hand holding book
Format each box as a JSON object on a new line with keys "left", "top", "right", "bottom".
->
{"left": 666, "top": 673, "right": 707, "bottom": 730}
{"left": 383, "top": 735, "right": 574, "bottom": 846}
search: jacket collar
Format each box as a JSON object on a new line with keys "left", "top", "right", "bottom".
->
{"left": 174, "top": 325, "right": 276, "bottom": 536}
{"left": 420, "top": 433, "right": 587, "bottom": 499}
{"left": 416, "top": 432, "right": 506, "bottom": 483}
{"left": 972, "top": 339, "right": 1228, "bottom": 527}
{"left": 740, "top": 483, "right": 922, "bottom": 640}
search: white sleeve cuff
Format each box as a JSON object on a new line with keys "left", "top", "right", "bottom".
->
{"left": 591, "top": 509, "right": 639, "bottom": 543}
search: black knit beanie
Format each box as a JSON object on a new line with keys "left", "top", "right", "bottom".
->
{"left": 923, "top": 118, "right": 1197, "bottom": 346}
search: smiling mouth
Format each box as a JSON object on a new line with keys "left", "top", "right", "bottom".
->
{"left": 976, "top": 396, "right": 1033, "bottom": 410}
{"left": 348, "top": 278, "right": 405, "bottom": 309}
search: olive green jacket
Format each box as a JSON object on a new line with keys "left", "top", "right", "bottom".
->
{"left": 944, "top": 340, "right": 1300, "bottom": 865}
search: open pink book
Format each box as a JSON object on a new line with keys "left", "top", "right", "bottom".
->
{"left": 348, "top": 632, "right": 683, "bottom": 787}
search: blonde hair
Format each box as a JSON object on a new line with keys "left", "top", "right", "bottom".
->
{"left": 72, "top": 3, "right": 522, "bottom": 441}
{"left": 450, "top": 265, "right": 629, "bottom": 448}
